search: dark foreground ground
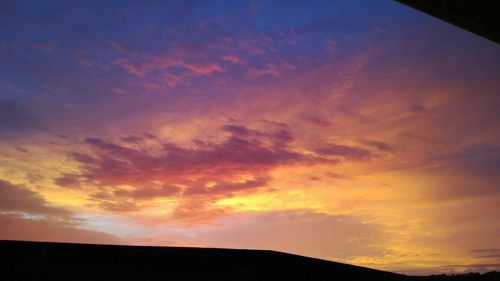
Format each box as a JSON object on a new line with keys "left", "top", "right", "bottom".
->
{"left": 1, "top": 240, "right": 498, "bottom": 281}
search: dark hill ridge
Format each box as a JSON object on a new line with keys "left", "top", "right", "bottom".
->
{"left": 1, "top": 240, "right": 498, "bottom": 281}
{"left": 1, "top": 240, "right": 401, "bottom": 281}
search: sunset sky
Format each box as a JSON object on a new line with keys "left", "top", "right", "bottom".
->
{"left": 1, "top": 0, "right": 500, "bottom": 275}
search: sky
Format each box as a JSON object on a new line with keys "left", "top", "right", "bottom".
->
{"left": 1, "top": 0, "right": 500, "bottom": 275}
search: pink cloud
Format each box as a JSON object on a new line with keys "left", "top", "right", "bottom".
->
{"left": 114, "top": 58, "right": 147, "bottom": 77}
{"left": 108, "top": 39, "right": 224, "bottom": 78}
{"left": 171, "top": 200, "right": 229, "bottom": 224}
{"left": 180, "top": 61, "right": 224, "bottom": 75}
{"left": 33, "top": 42, "right": 57, "bottom": 53}
{"left": 69, "top": 125, "right": 325, "bottom": 190}
{"left": 59, "top": 125, "right": 335, "bottom": 220}
{"left": 246, "top": 67, "right": 281, "bottom": 78}
{"left": 314, "top": 144, "right": 372, "bottom": 161}
{"left": 221, "top": 54, "right": 241, "bottom": 64}
{"left": 111, "top": 87, "right": 129, "bottom": 95}
{"left": 245, "top": 62, "right": 295, "bottom": 79}
{"left": 300, "top": 113, "right": 331, "bottom": 127}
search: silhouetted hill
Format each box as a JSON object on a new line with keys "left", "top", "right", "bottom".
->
{"left": 1, "top": 240, "right": 498, "bottom": 281}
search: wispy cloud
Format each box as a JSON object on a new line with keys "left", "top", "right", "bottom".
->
{"left": 0, "top": 179, "right": 71, "bottom": 218}
{"left": 108, "top": 39, "right": 224, "bottom": 80}
{"left": 0, "top": 179, "right": 121, "bottom": 244}
{"left": 314, "top": 144, "right": 372, "bottom": 161}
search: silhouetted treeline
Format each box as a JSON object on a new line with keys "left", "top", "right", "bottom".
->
{"left": 408, "top": 272, "right": 499, "bottom": 281}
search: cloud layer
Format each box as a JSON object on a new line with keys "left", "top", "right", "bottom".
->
{"left": 1, "top": 0, "right": 500, "bottom": 275}
{"left": 60, "top": 125, "right": 341, "bottom": 221}
{"left": 0, "top": 179, "right": 120, "bottom": 244}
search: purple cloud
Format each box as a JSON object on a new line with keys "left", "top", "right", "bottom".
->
{"left": 0, "top": 179, "right": 71, "bottom": 218}
{"left": 314, "top": 144, "right": 372, "bottom": 161}
{"left": 361, "top": 140, "right": 396, "bottom": 152}
{"left": 300, "top": 113, "right": 331, "bottom": 127}
{"left": 63, "top": 125, "right": 334, "bottom": 218}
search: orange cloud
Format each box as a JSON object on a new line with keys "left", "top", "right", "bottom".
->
{"left": 0, "top": 213, "right": 121, "bottom": 245}
{"left": 55, "top": 124, "right": 344, "bottom": 221}
{"left": 0, "top": 179, "right": 121, "bottom": 244}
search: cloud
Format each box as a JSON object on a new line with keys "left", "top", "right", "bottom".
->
{"left": 0, "top": 179, "right": 121, "bottom": 244}
{"left": 299, "top": 113, "right": 331, "bottom": 127}
{"left": 221, "top": 124, "right": 256, "bottom": 136}
{"left": 180, "top": 61, "right": 223, "bottom": 75}
{"left": 111, "top": 87, "right": 129, "bottom": 95}
{"left": 120, "top": 134, "right": 156, "bottom": 144}
{"left": 108, "top": 39, "right": 223, "bottom": 79}
{"left": 54, "top": 174, "right": 82, "bottom": 189}
{"left": 32, "top": 42, "right": 58, "bottom": 53}
{"left": 470, "top": 249, "right": 500, "bottom": 259}
{"left": 437, "top": 263, "right": 500, "bottom": 274}
{"left": 408, "top": 103, "right": 426, "bottom": 113}
{"left": 438, "top": 143, "right": 500, "bottom": 178}
{"left": 195, "top": 210, "right": 384, "bottom": 260}
{"left": 113, "top": 58, "right": 146, "bottom": 77}
{"left": 183, "top": 177, "right": 269, "bottom": 196}
{"left": 245, "top": 67, "right": 280, "bottom": 78}
{"left": 245, "top": 61, "right": 295, "bottom": 79}
{"left": 0, "top": 213, "right": 121, "bottom": 245}
{"left": 87, "top": 196, "right": 141, "bottom": 213}
{"left": 171, "top": 200, "right": 229, "bottom": 224}
{"left": 107, "top": 40, "right": 146, "bottom": 57}
{"left": 0, "top": 179, "right": 71, "bottom": 218}
{"left": 74, "top": 125, "right": 328, "bottom": 189}
{"left": 221, "top": 54, "right": 241, "bottom": 64}
{"left": 260, "top": 119, "right": 288, "bottom": 128}
{"left": 314, "top": 144, "right": 372, "bottom": 161}
{"left": 0, "top": 99, "right": 39, "bottom": 135}
{"left": 113, "top": 184, "right": 181, "bottom": 200}
{"left": 423, "top": 143, "right": 500, "bottom": 199}
{"left": 64, "top": 125, "right": 334, "bottom": 220}
{"left": 361, "top": 140, "right": 395, "bottom": 152}
{"left": 325, "top": 172, "right": 352, "bottom": 180}
{"left": 170, "top": 42, "right": 208, "bottom": 56}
